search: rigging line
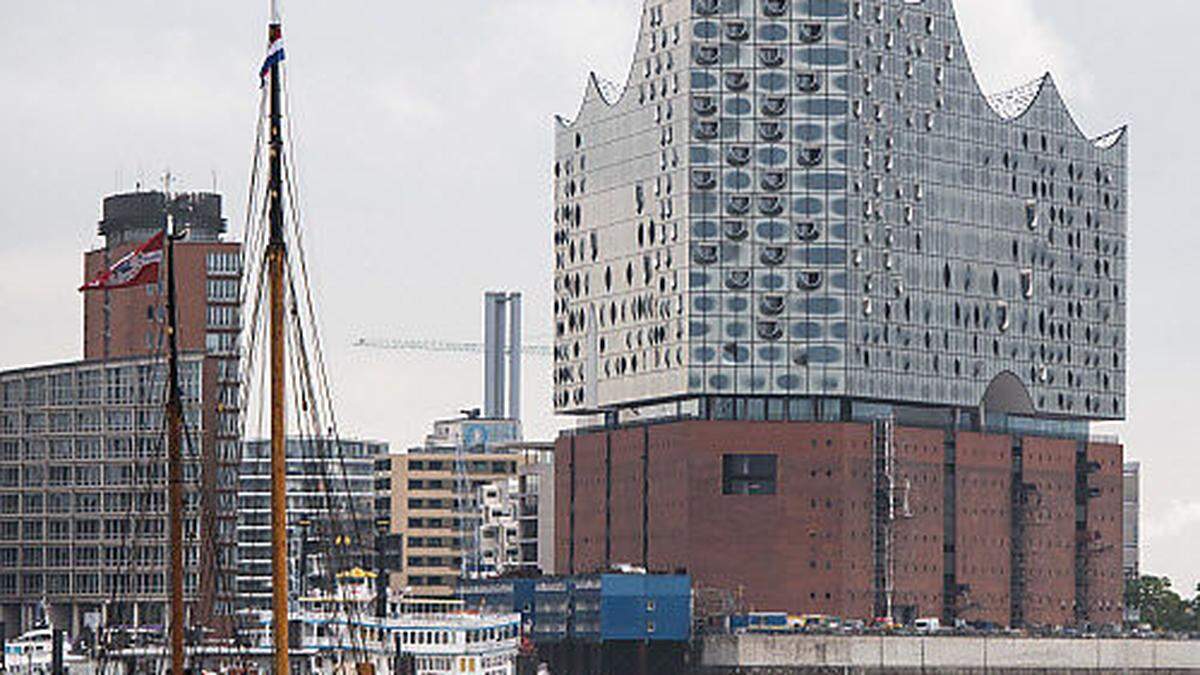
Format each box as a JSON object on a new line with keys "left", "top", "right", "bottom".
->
{"left": 283, "top": 307, "right": 369, "bottom": 661}
{"left": 242, "top": 195, "right": 273, "bottom": 446}
{"left": 281, "top": 169, "right": 371, "bottom": 611}
{"left": 239, "top": 90, "right": 268, "bottom": 246}
{"left": 276, "top": 149, "right": 366, "bottom": 558}
{"left": 287, "top": 374, "right": 369, "bottom": 660}
{"left": 177, "top": 413, "right": 208, "bottom": 671}
{"left": 278, "top": 66, "right": 374, "bottom": 661}
{"left": 281, "top": 104, "right": 340, "bottom": 432}
{"left": 99, "top": 280, "right": 170, "bottom": 670}
{"left": 243, "top": 262, "right": 271, "bottom": 440}
{"left": 282, "top": 189, "right": 372, "bottom": 605}
{"left": 283, "top": 324, "right": 364, "bottom": 660}
{"left": 282, "top": 265, "right": 370, "bottom": 610}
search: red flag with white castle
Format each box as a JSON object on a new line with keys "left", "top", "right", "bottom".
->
{"left": 79, "top": 231, "right": 164, "bottom": 292}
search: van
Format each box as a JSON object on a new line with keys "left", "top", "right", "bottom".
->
{"left": 914, "top": 617, "right": 941, "bottom": 634}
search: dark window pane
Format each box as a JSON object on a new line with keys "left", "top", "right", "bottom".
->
{"left": 722, "top": 454, "right": 777, "bottom": 495}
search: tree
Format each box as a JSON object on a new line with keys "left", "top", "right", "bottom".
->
{"left": 1125, "top": 575, "right": 1198, "bottom": 633}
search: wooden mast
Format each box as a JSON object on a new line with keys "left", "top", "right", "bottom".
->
{"left": 266, "top": 0, "right": 291, "bottom": 671}
{"left": 164, "top": 175, "right": 186, "bottom": 675}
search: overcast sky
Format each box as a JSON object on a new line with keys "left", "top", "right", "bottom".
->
{"left": 1, "top": 0, "right": 1197, "bottom": 591}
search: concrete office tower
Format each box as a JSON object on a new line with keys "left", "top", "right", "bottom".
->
{"left": 236, "top": 438, "right": 384, "bottom": 612}
{"left": 0, "top": 354, "right": 225, "bottom": 635}
{"left": 484, "top": 292, "right": 523, "bottom": 421}
{"left": 554, "top": 0, "right": 1127, "bottom": 628}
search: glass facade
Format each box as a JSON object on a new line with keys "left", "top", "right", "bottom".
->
{"left": 236, "top": 437, "right": 386, "bottom": 611}
{"left": 0, "top": 355, "right": 230, "bottom": 629}
{"left": 553, "top": 0, "right": 1126, "bottom": 423}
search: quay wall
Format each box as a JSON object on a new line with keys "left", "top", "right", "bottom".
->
{"left": 700, "top": 635, "right": 1200, "bottom": 673}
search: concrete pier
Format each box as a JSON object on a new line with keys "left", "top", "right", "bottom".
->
{"left": 701, "top": 634, "right": 1200, "bottom": 673}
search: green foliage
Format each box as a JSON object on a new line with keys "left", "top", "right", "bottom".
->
{"left": 1125, "top": 575, "right": 1199, "bottom": 633}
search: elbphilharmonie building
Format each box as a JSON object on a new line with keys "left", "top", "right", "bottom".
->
{"left": 552, "top": 0, "right": 1128, "bottom": 628}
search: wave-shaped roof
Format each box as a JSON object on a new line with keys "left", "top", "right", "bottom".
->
{"left": 985, "top": 76, "right": 1048, "bottom": 121}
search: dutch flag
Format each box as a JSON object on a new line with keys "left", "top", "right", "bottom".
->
{"left": 260, "top": 36, "right": 285, "bottom": 83}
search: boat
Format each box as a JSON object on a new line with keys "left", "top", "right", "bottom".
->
{"left": 3, "top": 627, "right": 95, "bottom": 674}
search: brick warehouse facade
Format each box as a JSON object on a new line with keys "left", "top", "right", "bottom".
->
{"left": 555, "top": 418, "right": 1123, "bottom": 628}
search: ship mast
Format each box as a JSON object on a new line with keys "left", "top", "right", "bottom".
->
{"left": 164, "top": 174, "right": 186, "bottom": 675}
{"left": 266, "top": 0, "right": 291, "bottom": 671}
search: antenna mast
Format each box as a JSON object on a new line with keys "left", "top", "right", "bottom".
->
{"left": 266, "top": 0, "right": 290, "bottom": 671}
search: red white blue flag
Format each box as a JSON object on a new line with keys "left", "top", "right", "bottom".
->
{"left": 260, "top": 35, "right": 285, "bottom": 83}
{"left": 79, "top": 231, "right": 164, "bottom": 292}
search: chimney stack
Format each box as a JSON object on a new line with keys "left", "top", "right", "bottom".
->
{"left": 483, "top": 292, "right": 522, "bottom": 420}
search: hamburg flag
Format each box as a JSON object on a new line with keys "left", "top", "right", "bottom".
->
{"left": 79, "top": 231, "right": 164, "bottom": 292}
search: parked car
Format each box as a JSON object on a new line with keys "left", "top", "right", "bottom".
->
{"left": 914, "top": 617, "right": 941, "bottom": 634}
{"left": 841, "top": 619, "right": 865, "bottom": 634}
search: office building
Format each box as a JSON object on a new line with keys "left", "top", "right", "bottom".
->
{"left": 236, "top": 437, "right": 384, "bottom": 611}
{"left": 553, "top": 0, "right": 1126, "bottom": 628}
{"left": 476, "top": 477, "right": 522, "bottom": 578}
{"left": 87, "top": 190, "right": 242, "bottom": 623}
{"left": 0, "top": 354, "right": 229, "bottom": 634}
{"left": 518, "top": 443, "right": 556, "bottom": 577}
{"left": 0, "top": 189, "right": 244, "bottom": 635}
{"left": 392, "top": 416, "right": 523, "bottom": 598}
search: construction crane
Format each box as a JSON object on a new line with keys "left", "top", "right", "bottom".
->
{"left": 353, "top": 337, "right": 554, "bottom": 357}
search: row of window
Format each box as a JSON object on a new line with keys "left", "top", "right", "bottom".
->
{"left": 0, "top": 365, "right": 201, "bottom": 408}
{"left": 0, "top": 572, "right": 183, "bottom": 596}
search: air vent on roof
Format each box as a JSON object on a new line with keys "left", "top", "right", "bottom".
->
{"left": 797, "top": 147, "right": 824, "bottom": 167}
{"left": 762, "top": 97, "right": 787, "bottom": 117}
{"left": 795, "top": 71, "right": 821, "bottom": 93}
{"left": 758, "top": 197, "right": 785, "bottom": 216}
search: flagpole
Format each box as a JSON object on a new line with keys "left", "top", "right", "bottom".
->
{"left": 163, "top": 174, "right": 187, "bottom": 675}
{"left": 266, "top": 0, "right": 290, "bottom": 672}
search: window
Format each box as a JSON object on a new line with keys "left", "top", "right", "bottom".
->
{"left": 206, "top": 278, "right": 239, "bottom": 302}
{"left": 206, "top": 251, "right": 241, "bottom": 275}
{"left": 722, "top": 454, "right": 777, "bottom": 495}
{"left": 206, "top": 305, "right": 240, "bottom": 328}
